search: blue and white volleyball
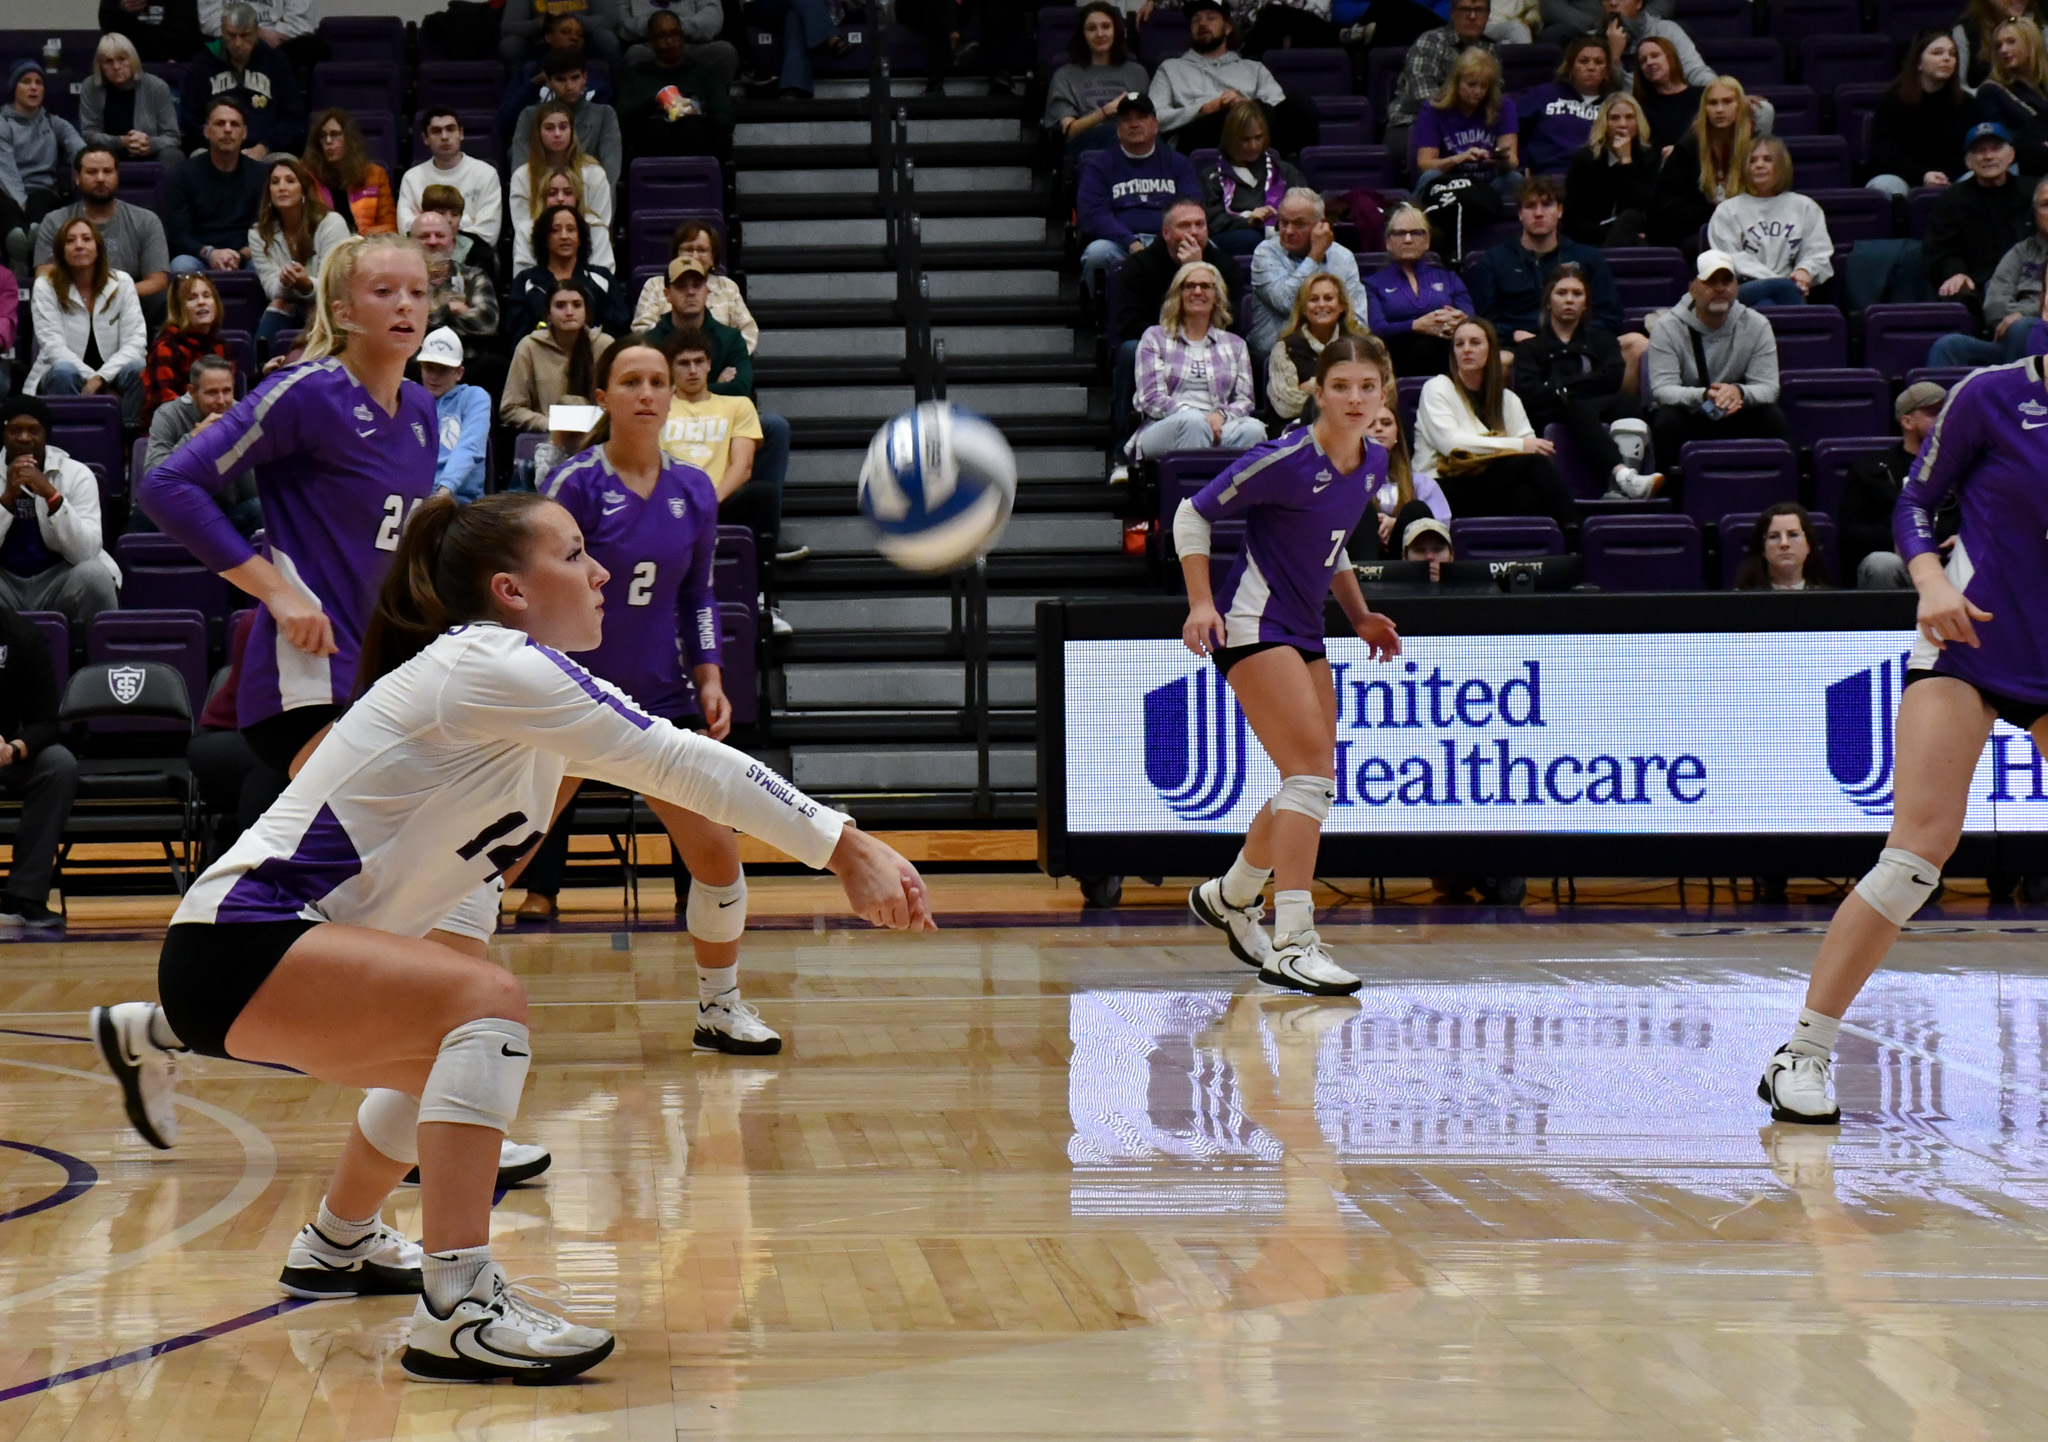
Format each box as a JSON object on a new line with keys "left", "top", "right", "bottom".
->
{"left": 858, "top": 402, "right": 1017, "bottom": 573}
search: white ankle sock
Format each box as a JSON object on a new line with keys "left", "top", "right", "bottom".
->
{"left": 697, "top": 965, "right": 738, "bottom": 1006}
{"left": 1220, "top": 852, "right": 1272, "bottom": 909}
{"left": 148, "top": 1005, "right": 185, "bottom": 1052}
{"left": 1273, "top": 889, "right": 1314, "bottom": 939}
{"left": 423, "top": 1244, "right": 492, "bottom": 1314}
{"left": 1787, "top": 1007, "right": 1841, "bottom": 1059}
{"left": 316, "top": 1200, "right": 378, "bottom": 1248}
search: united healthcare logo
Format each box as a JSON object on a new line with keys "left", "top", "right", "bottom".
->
{"left": 1143, "top": 670, "right": 1249, "bottom": 821}
{"left": 1826, "top": 656, "right": 1907, "bottom": 818}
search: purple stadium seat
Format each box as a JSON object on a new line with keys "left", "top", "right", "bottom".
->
{"left": 1603, "top": 247, "right": 1689, "bottom": 310}
{"left": 1448, "top": 516, "right": 1566, "bottom": 557}
{"left": 22, "top": 612, "right": 69, "bottom": 696}
{"left": 1580, "top": 515, "right": 1703, "bottom": 590}
{"left": 265, "top": 328, "right": 303, "bottom": 363}
{"left": 1366, "top": 45, "right": 1408, "bottom": 116}
{"left": 629, "top": 210, "right": 724, "bottom": 272}
{"left": 354, "top": 111, "right": 402, "bottom": 176}
{"left": 1312, "top": 94, "right": 1373, "bottom": 146}
{"left": 713, "top": 525, "right": 758, "bottom": 608}
{"left": 1298, "top": 146, "right": 1398, "bottom": 194}
{"left": 1903, "top": 366, "right": 1972, "bottom": 393}
{"left": 1811, "top": 436, "right": 1896, "bottom": 518}
{"left": 219, "top": 328, "right": 258, "bottom": 386}
{"left": 1264, "top": 47, "right": 1351, "bottom": 98}
{"left": 43, "top": 396, "right": 123, "bottom": 481}
{"left": 1037, "top": 6, "right": 1082, "bottom": 78}
{"left": 416, "top": 61, "right": 507, "bottom": 113}
{"left": 1719, "top": 510, "right": 1840, "bottom": 587}
{"left": 115, "top": 535, "right": 234, "bottom": 623}
{"left": 1874, "top": 0, "right": 1960, "bottom": 32}
{"left": 1397, "top": 375, "right": 1426, "bottom": 441}
{"left": 1783, "top": 135, "right": 1850, "bottom": 189}
{"left": 1809, "top": 188, "right": 1892, "bottom": 244}
{"left": 130, "top": 437, "right": 148, "bottom": 494}
{"left": 717, "top": 604, "right": 759, "bottom": 726}
{"left": 1779, "top": 368, "right": 1890, "bottom": 448}
{"left": 1905, "top": 186, "right": 1941, "bottom": 239}
{"left": 1138, "top": 9, "right": 1189, "bottom": 69}
{"left": 1679, "top": 0, "right": 1757, "bottom": 39}
{"left": 1764, "top": 306, "right": 1848, "bottom": 370}
{"left": 1863, "top": 303, "right": 1973, "bottom": 381}
{"left": 628, "top": 157, "right": 724, "bottom": 217}
{"left": 1542, "top": 423, "right": 1601, "bottom": 499}
{"left": 317, "top": 16, "right": 405, "bottom": 66}
{"left": 1697, "top": 39, "right": 1784, "bottom": 89}
{"left": 1495, "top": 44, "right": 1561, "bottom": 94}
{"left": 1797, "top": 34, "right": 1895, "bottom": 95}
{"left": 1835, "top": 83, "right": 1887, "bottom": 170}
{"left": 1677, "top": 440, "right": 1799, "bottom": 526}
{"left": 143, "top": 61, "right": 185, "bottom": 93}
{"left": 87, "top": 610, "right": 208, "bottom": 735}
{"left": 311, "top": 62, "right": 403, "bottom": 116}
{"left": 115, "top": 160, "right": 165, "bottom": 213}
{"left": 210, "top": 270, "right": 267, "bottom": 336}
{"left": 1157, "top": 450, "right": 1244, "bottom": 558}
{"left": 1750, "top": 85, "right": 1818, "bottom": 136}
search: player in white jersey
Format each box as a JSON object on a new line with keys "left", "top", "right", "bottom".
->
{"left": 90, "top": 491, "right": 935, "bottom": 1384}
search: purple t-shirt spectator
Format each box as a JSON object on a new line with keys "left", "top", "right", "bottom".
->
{"left": 1517, "top": 83, "right": 1603, "bottom": 176}
{"left": 1410, "top": 96, "right": 1520, "bottom": 175}
{"left": 1076, "top": 144, "right": 1202, "bottom": 248}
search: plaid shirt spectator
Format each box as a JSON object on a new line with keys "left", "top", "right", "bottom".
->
{"left": 142, "top": 329, "right": 232, "bottom": 426}
{"left": 1135, "top": 322, "right": 1257, "bottom": 422}
{"left": 429, "top": 260, "right": 500, "bottom": 338}
{"left": 1389, "top": 27, "right": 1496, "bottom": 128}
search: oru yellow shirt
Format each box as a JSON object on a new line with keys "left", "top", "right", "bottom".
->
{"left": 659, "top": 393, "right": 763, "bottom": 483}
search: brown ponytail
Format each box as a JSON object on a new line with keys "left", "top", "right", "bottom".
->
{"left": 355, "top": 491, "right": 553, "bottom": 696}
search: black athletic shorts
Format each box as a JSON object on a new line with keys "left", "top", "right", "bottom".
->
{"left": 1211, "top": 642, "right": 1326, "bottom": 679}
{"left": 242, "top": 704, "right": 344, "bottom": 773}
{"left": 1904, "top": 669, "right": 2048, "bottom": 732}
{"left": 158, "top": 918, "right": 322, "bottom": 1058}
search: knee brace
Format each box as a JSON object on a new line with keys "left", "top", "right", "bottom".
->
{"left": 686, "top": 873, "right": 748, "bottom": 945}
{"left": 357, "top": 1088, "right": 420, "bottom": 1165}
{"left": 1270, "top": 774, "right": 1336, "bottom": 826}
{"left": 417, "top": 1018, "right": 531, "bottom": 1133}
{"left": 1854, "top": 847, "right": 1941, "bottom": 926}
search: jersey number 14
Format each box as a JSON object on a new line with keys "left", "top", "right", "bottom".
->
{"left": 457, "top": 810, "right": 546, "bottom": 881}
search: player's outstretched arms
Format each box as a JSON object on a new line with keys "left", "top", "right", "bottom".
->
{"left": 827, "top": 824, "right": 937, "bottom": 931}
{"left": 1909, "top": 552, "right": 1991, "bottom": 650}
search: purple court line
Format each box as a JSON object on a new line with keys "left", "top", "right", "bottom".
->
{"left": 0, "top": 1141, "right": 97, "bottom": 1226}
{"left": 0, "top": 1299, "right": 322, "bottom": 1403}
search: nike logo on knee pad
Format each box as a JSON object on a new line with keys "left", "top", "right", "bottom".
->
{"left": 501, "top": 1045, "right": 528, "bottom": 1057}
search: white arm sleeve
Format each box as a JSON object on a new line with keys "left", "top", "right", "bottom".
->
{"left": 1172, "top": 498, "right": 1213, "bottom": 558}
{"left": 444, "top": 642, "right": 850, "bottom": 869}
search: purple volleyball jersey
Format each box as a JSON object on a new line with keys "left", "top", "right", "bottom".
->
{"left": 1191, "top": 430, "right": 1380, "bottom": 651}
{"left": 546, "top": 446, "right": 721, "bottom": 719}
{"left": 1897, "top": 357, "right": 2048, "bottom": 703}
{"left": 138, "top": 358, "right": 438, "bottom": 727}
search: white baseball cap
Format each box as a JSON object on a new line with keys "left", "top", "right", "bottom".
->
{"left": 1695, "top": 249, "right": 1738, "bottom": 281}
{"left": 418, "top": 326, "right": 465, "bottom": 368}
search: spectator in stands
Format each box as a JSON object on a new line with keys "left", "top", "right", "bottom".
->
{"left": 79, "top": 35, "right": 184, "bottom": 176}
{"left": 1867, "top": 32, "right": 1970, "bottom": 200}
{"left": 1564, "top": 92, "right": 1658, "bottom": 246}
{"left": 1975, "top": 17, "right": 2048, "bottom": 176}
{"left": 1519, "top": 37, "right": 1620, "bottom": 179}
{"left": 101, "top": 0, "right": 202, "bottom": 66}
{"left": 498, "top": 13, "right": 613, "bottom": 137}
{"left": 142, "top": 274, "right": 231, "bottom": 423}
{"left": 1350, "top": 403, "right": 1450, "bottom": 561}
{"left": 1240, "top": 0, "right": 1343, "bottom": 55}
{"left": 1413, "top": 317, "right": 1576, "bottom": 530}
{"left": 1386, "top": 0, "right": 1497, "bottom": 167}
{"left": 1270, "top": 274, "right": 1369, "bottom": 423}
{"left": 1923, "top": 123, "right": 2034, "bottom": 320}
{"left": 1513, "top": 263, "right": 1660, "bottom": 499}
{"left": 632, "top": 220, "right": 758, "bottom": 347}
{"left": 1707, "top": 137, "right": 1834, "bottom": 309}
{"left": 1649, "top": 77, "right": 1758, "bottom": 250}
{"left": 137, "top": 354, "right": 260, "bottom": 537}
{"left": 181, "top": 4, "right": 304, "bottom": 159}
{"left": 659, "top": 327, "right": 780, "bottom": 556}
{"left": 200, "top": 0, "right": 322, "bottom": 72}
{"left": 1628, "top": 36, "right": 1696, "bottom": 156}
{"left": 1364, "top": 201, "right": 1473, "bottom": 381}
{"left": 1535, "top": 0, "right": 1671, "bottom": 47}
{"left": 512, "top": 50, "right": 625, "bottom": 184}
{"left": 1732, "top": 502, "right": 1830, "bottom": 591}
{"left": 1044, "top": 2, "right": 1151, "bottom": 156}
{"left": 1411, "top": 48, "right": 1523, "bottom": 221}
{"left": 415, "top": 328, "right": 492, "bottom": 504}
{"left": 1401, "top": 513, "right": 1456, "bottom": 578}
{"left": 621, "top": 0, "right": 741, "bottom": 84}
{"left": 410, "top": 209, "right": 502, "bottom": 345}
{"left": 1468, "top": 177, "right": 1630, "bottom": 346}
{"left": 512, "top": 103, "right": 617, "bottom": 272}
{"left": 249, "top": 158, "right": 347, "bottom": 344}
{"left": 1128, "top": 261, "right": 1264, "bottom": 459}
{"left": 0, "top": 594, "right": 75, "bottom": 932}
{"left": 1249, "top": 188, "right": 1370, "bottom": 358}
{"left": 34, "top": 147, "right": 172, "bottom": 328}
{"left": 1149, "top": 0, "right": 1313, "bottom": 156}
{"left": 616, "top": 10, "right": 736, "bottom": 162}
{"left": 416, "top": 184, "right": 498, "bottom": 288}
{"left": 0, "top": 395, "right": 119, "bottom": 631}
{"left": 302, "top": 110, "right": 397, "bottom": 236}
{"left": 28, "top": 219, "right": 149, "bottom": 424}
{"left": 501, "top": 0, "right": 628, "bottom": 69}
{"left": 399, "top": 110, "right": 506, "bottom": 250}
{"left": 1077, "top": 95, "right": 1201, "bottom": 299}
{"left": 503, "top": 280, "right": 608, "bottom": 432}
{"left": 1200, "top": 101, "right": 1305, "bottom": 258}
{"left": 1843, "top": 382, "right": 1953, "bottom": 588}
{"left": 1957, "top": 0, "right": 2046, "bottom": 88}
{"left": 903, "top": 0, "right": 1028, "bottom": 95}
{"left": 0, "top": 61, "right": 86, "bottom": 269}
{"left": 750, "top": 0, "right": 848, "bottom": 100}
{"left": 1602, "top": 0, "right": 1713, "bottom": 89}
{"left": 1109, "top": 200, "right": 1236, "bottom": 450}
{"left": 1930, "top": 176, "right": 2048, "bottom": 365}
{"left": 165, "top": 98, "right": 267, "bottom": 273}
{"left": 512, "top": 206, "right": 622, "bottom": 335}
{"left": 1645, "top": 249, "right": 1792, "bottom": 478}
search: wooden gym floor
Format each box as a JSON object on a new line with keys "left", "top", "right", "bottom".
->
{"left": 6, "top": 873, "right": 2048, "bottom": 1439}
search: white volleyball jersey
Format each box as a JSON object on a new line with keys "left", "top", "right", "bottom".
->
{"left": 174, "top": 624, "right": 848, "bottom": 938}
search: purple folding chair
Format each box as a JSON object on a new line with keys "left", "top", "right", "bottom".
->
{"left": 354, "top": 111, "right": 402, "bottom": 176}
{"left": 1809, "top": 188, "right": 1892, "bottom": 245}
{"left": 1863, "top": 304, "right": 1974, "bottom": 381}
{"left": 1905, "top": 186, "right": 1942, "bottom": 239}
{"left": 1312, "top": 94, "right": 1374, "bottom": 146}
{"left": 1783, "top": 135, "right": 1850, "bottom": 188}
{"left": 87, "top": 610, "right": 208, "bottom": 735}
{"left": 115, "top": 160, "right": 166, "bottom": 213}
{"left": 1811, "top": 436, "right": 1896, "bottom": 517}
{"left": 1903, "top": 366, "right": 1972, "bottom": 393}
{"left": 1037, "top": 6, "right": 1081, "bottom": 78}
{"left": 1298, "top": 146, "right": 1397, "bottom": 195}
{"left": 1719, "top": 510, "right": 1840, "bottom": 586}
{"left": 1496, "top": 44, "right": 1561, "bottom": 93}
{"left": 43, "top": 396, "right": 123, "bottom": 479}
{"left": 1779, "top": 369, "right": 1890, "bottom": 449}
{"left": 1677, "top": 440, "right": 1799, "bottom": 526}
{"left": 1137, "top": 9, "right": 1189, "bottom": 69}
{"left": 714, "top": 525, "right": 758, "bottom": 608}
{"left": 1835, "top": 83, "right": 1887, "bottom": 171}
{"left": 316, "top": 16, "right": 406, "bottom": 66}
{"left": 210, "top": 270, "right": 267, "bottom": 337}
{"left": 311, "top": 62, "right": 403, "bottom": 116}
{"left": 416, "top": 61, "right": 507, "bottom": 112}
{"left": 628, "top": 157, "right": 724, "bottom": 218}
{"left": 1580, "top": 515, "right": 1704, "bottom": 591}
{"left": 1797, "top": 33, "right": 1895, "bottom": 93}
{"left": 1264, "top": 48, "right": 1352, "bottom": 99}
{"left": 1397, "top": 376, "right": 1427, "bottom": 443}
{"left": 1449, "top": 516, "right": 1566, "bottom": 557}
{"left": 22, "top": 611, "right": 69, "bottom": 696}
{"left": 1603, "top": 247, "right": 1689, "bottom": 311}
{"left": 1680, "top": 0, "right": 1756, "bottom": 38}
{"left": 115, "top": 535, "right": 234, "bottom": 624}
{"left": 629, "top": 210, "right": 724, "bottom": 272}
{"left": 1366, "top": 45, "right": 1407, "bottom": 116}
{"left": 219, "top": 329, "right": 258, "bottom": 387}
{"left": 1875, "top": 0, "right": 1962, "bottom": 31}
{"left": 1698, "top": 39, "right": 1784, "bottom": 88}
{"left": 717, "top": 604, "right": 759, "bottom": 726}
{"left": 1764, "top": 306, "right": 1848, "bottom": 371}
{"left": 1750, "top": 85, "right": 1818, "bottom": 135}
{"left": 143, "top": 61, "right": 185, "bottom": 92}
{"left": 1157, "top": 450, "right": 1244, "bottom": 559}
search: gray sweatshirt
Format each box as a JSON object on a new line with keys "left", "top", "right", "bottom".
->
{"left": 1984, "top": 232, "right": 2048, "bottom": 326}
{"left": 1647, "top": 293, "right": 1780, "bottom": 408}
{"left": 1149, "top": 50, "right": 1287, "bottom": 135}
{"left": 1043, "top": 59, "right": 1151, "bottom": 131}
{"left": 0, "top": 104, "right": 85, "bottom": 207}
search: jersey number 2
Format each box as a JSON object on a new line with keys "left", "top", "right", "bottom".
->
{"left": 376, "top": 494, "right": 423, "bottom": 552}
{"left": 457, "top": 811, "right": 545, "bottom": 882}
{"left": 627, "top": 562, "right": 657, "bottom": 606}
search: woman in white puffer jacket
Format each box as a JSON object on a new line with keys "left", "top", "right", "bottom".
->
{"left": 1705, "top": 135, "right": 1834, "bottom": 309}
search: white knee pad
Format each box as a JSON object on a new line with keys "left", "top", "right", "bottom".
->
{"left": 686, "top": 873, "right": 748, "bottom": 945}
{"left": 417, "top": 1018, "right": 531, "bottom": 1133}
{"left": 357, "top": 1088, "right": 420, "bottom": 1165}
{"left": 1270, "top": 774, "right": 1336, "bottom": 825}
{"left": 1854, "top": 847, "right": 1941, "bottom": 926}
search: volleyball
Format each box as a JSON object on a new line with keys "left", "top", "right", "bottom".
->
{"left": 857, "top": 401, "right": 1017, "bottom": 573}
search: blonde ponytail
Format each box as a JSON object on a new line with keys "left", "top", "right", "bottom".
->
{"left": 303, "top": 232, "right": 431, "bottom": 361}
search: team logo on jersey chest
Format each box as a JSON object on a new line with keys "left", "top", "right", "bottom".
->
{"left": 603, "top": 490, "right": 626, "bottom": 504}
{"left": 413, "top": 422, "right": 428, "bottom": 446}
{"left": 108, "top": 665, "right": 147, "bottom": 705}
{"left": 669, "top": 497, "right": 686, "bottom": 518}
{"left": 353, "top": 403, "right": 374, "bottom": 424}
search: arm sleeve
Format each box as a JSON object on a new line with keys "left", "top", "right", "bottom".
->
{"left": 396, "top": 166, "right": 422, "bottom": 234}
{"left": 466, "top": 163, "right": 504, "bottom": 247}
{"left": 1172, "top": 497, "right": 1213, "bottom": 557}
{"left": 44, "top": 460, "right": 107, "bottom": 567}
{"left": 1705, "top": 201, "right": 1746, "bottom": 275}
{"left": 1798, "top": 200, "right": 1834, "bottom": 286}
{"left": 1134, "top": 328, "right": 1173, "bottom": 420}
{"left": 1076, "top": 155, "right": 1131, "bottom": 246}
{"left": 680, "top": 506, "right": 722, "bottom": 672}
{"left": 1250, "top": 62, "right": 1286, "bottom": 107}
{"left": 1985, "top": 244, "right": 2025, "bottom": 320}
{"left": 445, "top": 645, "right": 849, "bottom": 869}
{"left": 1669, "top": 25, "right": 1716, "bottom": 85}
{"left": 1190, "top": 444, "right": 1281, "bottom": 521}
{"left": 1222, "top": 336, "right": 1256, "bottom": 417}
{"left": 677, "top": 0, "right": 723, "bottom": 42}
{"left": 137, "top": 373, "right": 303, "bottom": 570}
{"left": 438, "top": 390, "right": 491, "bottom": 497}
{"left": 274, "top": 0, "right": 316, "bottom": 41}
{"left": 1737, "top": 319, "right": 1780, "bottom": 406}
{"left": 1268, "top": 346, "right": 1306, "bottom": 418}
{"left": 1362, "top": 279, "right": 1392, "bottom": 335}
{"left": 1252, "top": 245, "right": 1310, "bottom": 321}
{"left": 1044, "top": 68, "right": 1083, "bottom": 126}
{"left": 136, "top": 210, "right": 171, "bottom": 279}
{"left": 1148, "top": 64, "right": 1202, "bottom": 136}
{"left": 591, "top": 108, "right": 623, "bottom": 182}
{"left": 1412, "top": 470, "right": 1453, "bottom": 519}
{"left": 79, "top": 80, "right": 109, "bottom": 146}
{"left": 1896, "top": 384, "right": 1976, "bottom": 562}
{"left": 499, "top": 340, "right": 546, "bottom": 431}
{"left": 1416, "top": 377, "right": 1525, "bottom": 456}
{"left": 500, "top": 0, "right": 542, "bottom": 43}
{"left": 1583, "top": 253, "right": 1623, "bottom": 332}
{"left": 1645, "top": 321, "right": 1701, "bottom": 407}
{"left": 29, "top": 279, "right": 87, "bottom": 378}
{"left": 632, "top": 274, "right": 666, "bottom": 331}
{"left": 143, "top": 405, "right": 186, "bottom": 476}
{"left": 103, "top": 279, "right": 148, "bottom": 379}
{"left": 371, "top": 170, "right": 398, "bottom": 234}
{"left": 249, "top": 230, "right": 284, "bottom": 299}
{"left": 712, "top": 281, "right": 759, "bottom": 354}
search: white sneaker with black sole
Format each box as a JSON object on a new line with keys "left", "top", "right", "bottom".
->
{"left": 694, "top": 997, "right": 782, "bottom": 1055}
{"left": 403, "top": 1138, "right": 553, "bottom": 1188}
{"left": 1259, "top": 931, "right": 1362, "bottom": 997}
{"left": 1757, "top": 1045, "right": 1841, "bottom": 1125}
{"left": 400, "top": 1263, "right": 614, "bottom": 1384}
{"left": 90, "top": 1002, "right": 181, "bottom": 1149}
{"left": 1187, "top": 878, "right": 1272, "bottom": 969}
{"left": 279, "top": 1221, "right": 424, "bottom": 1298}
